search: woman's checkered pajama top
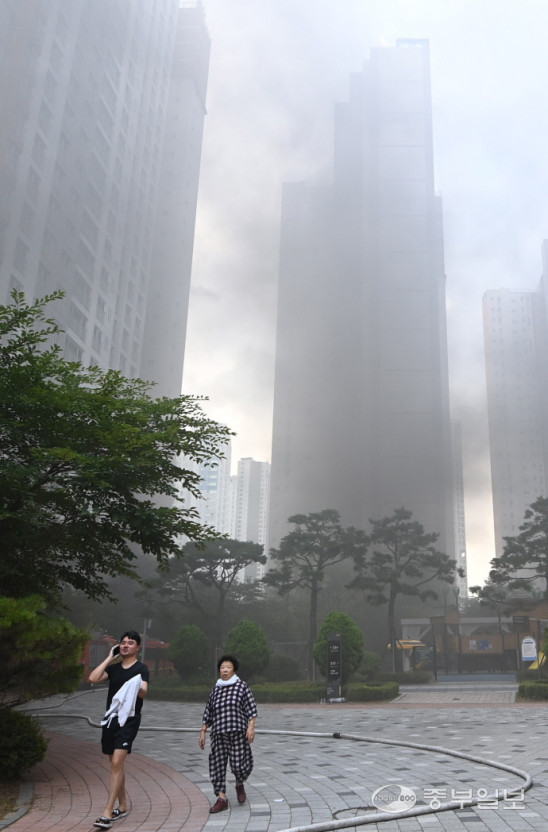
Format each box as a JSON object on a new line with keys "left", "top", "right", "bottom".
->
{"left": 203, "top": 680, "right": 258, "bottom": 796}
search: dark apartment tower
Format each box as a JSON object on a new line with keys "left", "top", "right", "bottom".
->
{"left": 0, "top": 0, "right": 209, "bottom": 397}
{"left": 269, "top": 41, "right": 455, "bottom": 556}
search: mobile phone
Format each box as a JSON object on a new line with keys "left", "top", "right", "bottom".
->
{"left": 113, "top": 645, "right": 120, "bottom": 655}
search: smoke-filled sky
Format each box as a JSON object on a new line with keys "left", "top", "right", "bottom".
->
{"left": 182, "top": 0, "right": 548, "bottom": 587}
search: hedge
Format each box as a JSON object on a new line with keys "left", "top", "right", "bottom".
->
{"left": 147, "top": 681, "right": 399, "bottom": 704}
{"left": 517, "top": 681, "right": 548, "bottom": 701}
{"left": 347, "top": 682, "right": 399, "bottom": 701}
{"left": 375, "top": 670, "right": 432, "bottom": 685}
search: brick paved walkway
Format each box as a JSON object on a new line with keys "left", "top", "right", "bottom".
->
{"left": 3, "top": 731, "right": 209, "bottom": 832}
{"left": 5, "top": 687, "right": 548, "bottom": 832}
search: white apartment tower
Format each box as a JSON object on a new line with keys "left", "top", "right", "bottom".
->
{"left": 270, "top": 41, "right": 456, "bottom": 558}
{"left": 191, "top": 452, "right": 270, "bottom": 579}
{"left": 191, "top": 448, "right": 233, "bottom": 537}
{"left": 0, "top": 0, "right": 209, "bottom": 397}
{"left": 483, "top": 263, "right": 548, "bottom": 555}
{"left": 235, "top": 457, "right": 270, "bottom": 545}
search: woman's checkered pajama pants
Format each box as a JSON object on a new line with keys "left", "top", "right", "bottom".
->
{"left": 209, "top": 731, "right": 253, "bottom": 795}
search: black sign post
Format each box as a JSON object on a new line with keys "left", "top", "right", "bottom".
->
{"left": 326, "top": 632, "right": 343, "bottom": 701}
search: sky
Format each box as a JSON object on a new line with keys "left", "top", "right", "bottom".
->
{"left": 182, "top": 0, "right": 548, "bottom": 588}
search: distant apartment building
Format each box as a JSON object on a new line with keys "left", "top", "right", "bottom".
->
{"left": 0, "top": 0, "right": 209, "bottom": 396}
{"left": 234, "top": 458, "right": 270, "bottom": 550}
{"left": 190, "top": 448, "right": 270, "bottom": 580}
{"left": 483, "top": 257, "right": 548, "bottom": 555}
{"left": 190, "top": 444, "right": 233, "bottom": 537}
{"left": 269, "top": 40, "right": 458, "bottom": 562}
{"left": 234, "top": 457, "right": 270, "bottom": 581}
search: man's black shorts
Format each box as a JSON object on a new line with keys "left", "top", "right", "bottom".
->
{"left": 101, "top": 715, "right": 141, "bottom": 755}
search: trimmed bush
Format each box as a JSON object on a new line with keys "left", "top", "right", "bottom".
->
{"left": 518, "top": 681, "right": 548, "bottom": 701}
{"left": 147, "top": 680, "right": 398, "bottom": 704}
{"left": 168, "top": 624, "right": 210, "bottom": 680}
{"left": 252, "top": 683, "right": 325, "bottom": 703}
{"left": 346, "top": 682, "right": 399, "bottom": 702}
{"left": 263, "top": 653, "right": 302, "bottom": 682}
{"left": 147, "top": 684, "right": 212, "bottom": 702}
{"left": 0, "top": 710, "right": 48, "bottom": 779}
{"left": 375, "top": 670, "right": 432, "bottom": 685}
{"left": 224, "top": 620, "right": 269, "bottom": 679}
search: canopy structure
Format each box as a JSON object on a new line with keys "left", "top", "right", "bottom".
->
{"left": 387, "top": 639, "right": 427, "bottom": 650}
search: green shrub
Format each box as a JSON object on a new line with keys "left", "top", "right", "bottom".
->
{"left": 147, "top": 679, "right": 398, "bottom": 704}
{"left": 518, "top": 681, "right": 548, "bottom": 701}
{"left": 147, "top": 684, "right": 212, "bottom": 702}
{"left": 168, "top": 624, "right": 210, "bottom": 680}
{"left": 346, "top": 682, "right": 399, "bottom": 702}
{"left": 251, "top": 682, "right": 325, "bottom": 703}
{"left": 0, "top": 710, "right": 48, "bottom": 778}
{"left": 375, "top": 670, "right": 432, "bottom": 685}
{"left": 224, "top": 620, "right": 269, "bottom": 679}
{"left": 353, "top": 650, "right": 382, "bottom": 682}
{"left": 516, "top": 668, "right": 547, "bottom": 682}
{"left": 263, "top": 653, "right": 302, "bottom": 682}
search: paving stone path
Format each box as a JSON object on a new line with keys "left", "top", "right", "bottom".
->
{"left": 5, "top": 687, "right": 548, "bottom": 832}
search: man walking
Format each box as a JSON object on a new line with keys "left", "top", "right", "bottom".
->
{"left": 89, "top": 630, "right": 149, "bottom": 829}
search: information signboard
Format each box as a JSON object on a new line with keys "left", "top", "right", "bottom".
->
{"left": 326, "top": 632, "right": 342, "bottom": 700}
{"left": 521, "top": 636, "right": 537, "bottom": 662}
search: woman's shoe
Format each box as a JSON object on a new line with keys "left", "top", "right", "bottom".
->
{"left": 236, "top": 784, "right": 246, "bottom": 804}
{"left": 210, "top": 797, "right": 229, "bottom": 813}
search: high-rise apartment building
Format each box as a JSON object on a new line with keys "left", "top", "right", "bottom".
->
{"left": 234, "top": 457, "right": 270, "bottom": 548}
{"left": 270, "top": 40, "right": 456, "bottom": 558}
{"left": 189, "top": 450, "right": 270, "bottom": 579}
{"left": 483, "top": 260, "right": 548, "bottom": 555}
{"left": 0, "top": 0, "right": 209, "bottom": 396}
{"left": 189, "top": 445, "right": 233, "bottom": 537}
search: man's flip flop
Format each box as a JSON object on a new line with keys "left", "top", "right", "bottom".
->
{"left": 93, "top": 819, "right": 112, "bottom": 829}
{"left": 112, "top": 808, "right": 128, "bottom": 820}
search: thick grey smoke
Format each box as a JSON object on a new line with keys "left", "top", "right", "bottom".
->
{"left": 183, "top": 0, "right": 548, "bottom": 584}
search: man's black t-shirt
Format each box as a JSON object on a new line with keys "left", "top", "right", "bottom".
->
{"left": 105, "top": 660, "right": 150, "bottom": 715}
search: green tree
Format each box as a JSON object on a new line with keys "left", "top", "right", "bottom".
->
{"left": 264, "top": 510, "right": 367, "bottom": 678}
{"left": 350, "top": 507, "right": 457, "bottom": 671}
{"left": 313, "top": 611, "right": 364, "bottom": 684}
{"left": 224, "top": 619, "right": 269, "bottom": 680}
{"left": 484, "top": 497, "right": 548, "bottom": 600}
{"left": 0, "top": 291, "right": 232, "bottom": 605}
{"left": 0, "top": 595, "right": 88, "bottom": 709}
{"left": 161, "top": 539, "right": 266, "bottom": 652}
{"left": 358, "top": 650, "right": 382, "bottom": 682}
{"left": 168, "top": 624, "right": 210, "bottom": 680}
{"left": 469, "top": 573, "right": 516, "bottom": 634}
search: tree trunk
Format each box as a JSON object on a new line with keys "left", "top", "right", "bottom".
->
{"left": 387, "top": 588, "right": 397, "bottom": 673}
{"left": 309, "top": 576, "right": 318, "bottom": 681}
{"left": 216, "top": 592, "right": 226, "bottom": 663}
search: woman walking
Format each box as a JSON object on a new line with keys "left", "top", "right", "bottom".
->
{"left": 199, "top": 654, "right": 257, "bottom": 812}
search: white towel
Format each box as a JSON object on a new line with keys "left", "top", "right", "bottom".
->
{"left": 101, "top": 674, "right": 143, "bottom": 727}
